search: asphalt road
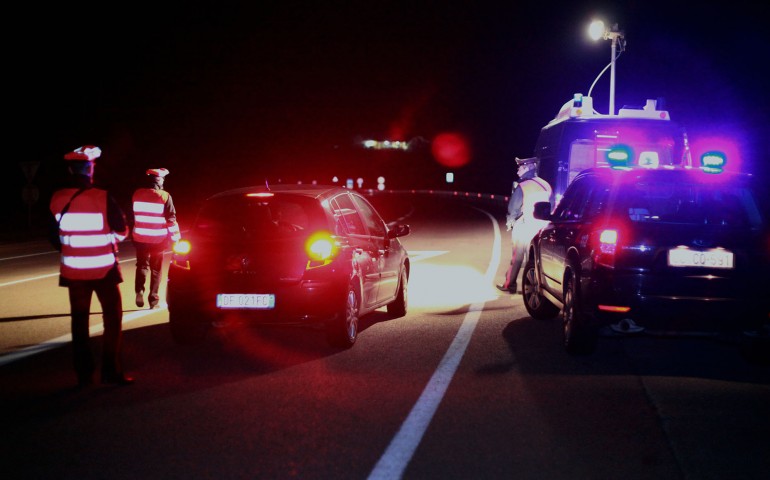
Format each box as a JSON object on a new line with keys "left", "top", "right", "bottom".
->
{"left": 1, "top": 193, "right": 768, "bottom": 480}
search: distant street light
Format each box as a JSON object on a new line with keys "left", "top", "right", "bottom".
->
{"left": 588, "top": 20, "right": 625, "bottom": 115}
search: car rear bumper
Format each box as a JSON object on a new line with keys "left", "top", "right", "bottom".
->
{"left": 584, "top": 270, "right": 769, "bottom": 333}
{"left": 167, "top": 264, "right": 347, "bottom": 325}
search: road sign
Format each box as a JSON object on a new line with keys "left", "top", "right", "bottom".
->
{"left": 20, "top": 161, "right": 40, "bottom": 183}
{"left": 22, "top": 185, "right": 40, "bottom": 206}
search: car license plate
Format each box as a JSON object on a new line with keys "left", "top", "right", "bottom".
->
{"left": 667, "top": 248, "right": 734, "bottom": 269}
{"left": 216, "top": 293, "right": 276, "bottom": 309}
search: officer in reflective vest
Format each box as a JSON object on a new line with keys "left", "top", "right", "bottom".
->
{"left": 49, "top": 146, "right": 134, "bottom": 387}
{"left": 498, "top": 157, "right": 552, "bottom": 294}
{"left": 132, "top": 168, "right": 181, "bottom": 309}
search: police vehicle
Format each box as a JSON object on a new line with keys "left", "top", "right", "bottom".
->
{"left": 522, "top": 150, "right": 770, "bottom": 360}
{"left": 530, "top": 93, "right": 690, "bottom": 203}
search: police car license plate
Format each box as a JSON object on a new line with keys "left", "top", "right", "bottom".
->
{"left": 667, "top": 248, "right": 734, "bottom": 269}
{"left": 216, "top": 294, "right": 276, "bottom": 309}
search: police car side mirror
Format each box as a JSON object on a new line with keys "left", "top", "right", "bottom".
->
{"left": 533, "top": 202, "right": 552, "bottom": 220}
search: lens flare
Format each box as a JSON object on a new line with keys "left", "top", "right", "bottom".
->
{"left": 432, "top": 132, "right": 471, "bottom": 168}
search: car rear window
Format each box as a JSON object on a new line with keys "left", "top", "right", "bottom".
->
{"left": 621, "top": 181, "right": 763, "bottom": 228}
{"left": 193, "top": 194, "right": 325, "bottom": 239}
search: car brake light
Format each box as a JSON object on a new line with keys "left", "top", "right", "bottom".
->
{"left": 171, "top": 239, "right": 192, "bottom": 269}
{"left": 173, "top": 239, "right": 191, "bottom": 255}
{"left": 599, "top": 229, "right": 618, "bottom": 248}
{"left": 595, "top": 228, "right": 619, "bottom": 267}
{"left": 305, "top": 231, "right": 338, "bottom": 268}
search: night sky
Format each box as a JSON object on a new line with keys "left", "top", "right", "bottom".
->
{"left": 5, "top": 1, "right": 770, "bottom": 231}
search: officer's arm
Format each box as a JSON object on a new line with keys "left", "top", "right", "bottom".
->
{"left": 164, "top": 195, "right": 178, "bottom": 224}
{"left": 48, "top": 213, "right": 62, "bottom": 252}
{"left": 164, "top": 195, "right": 181, "bottom": 241}
{"left": 511, "top": 187, "right": 524, "bottom": 220}
{"left": 107, "top": 194, "right": 128, "bottom": 240}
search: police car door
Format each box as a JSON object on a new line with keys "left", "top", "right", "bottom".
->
{"left": 540, "top": 176, "right": 595, "bottom": 293}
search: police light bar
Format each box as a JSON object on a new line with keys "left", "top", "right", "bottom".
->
{"left": 550, "top": 95, "right": 597, "bottom": 124}
{"left": 700, "top": 151, "right": 726, "bottom": 174}
{"left": 548, "top": 95, "right": 670, "bottom": 126}
{"left": 617, "top": 99, "right": 670, "bottom": 120}
{"left": 606, "top": 144, "right": 633, "bottom": 169}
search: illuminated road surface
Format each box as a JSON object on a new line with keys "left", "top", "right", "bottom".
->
{"left": 1, "top": 193, "right": 768, "bottom": 480}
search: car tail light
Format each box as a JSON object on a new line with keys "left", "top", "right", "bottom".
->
{"left": 594, "top": 228, "right": 619, "bottom": 267}
{"left": 173, "top": 239, "right": 192, "bottom": 255}
{"left": 305, "top": 231, "right": 338, "bottom": 269}
{"left": 172, "top": 239, "right": 192, "bottom": 269}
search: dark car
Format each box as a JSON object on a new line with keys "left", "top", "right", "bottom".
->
{"left": 167, "top": 184, "right": 410, "bottom": 348}
{"left": 522, "top": 165, "right": 770, "bottom": 356}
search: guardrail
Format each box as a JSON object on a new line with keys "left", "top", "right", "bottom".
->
{"left": 364, "top": 188, "right": 510, "bottom": 211}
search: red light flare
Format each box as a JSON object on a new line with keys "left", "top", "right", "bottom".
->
{"left": 431, "top": 132, "right": 471, "bottom": 168}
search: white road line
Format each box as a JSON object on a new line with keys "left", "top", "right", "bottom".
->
{"left": 0, "top": 307, "right": 165, "bottom": 367}
{"left": 0, "top": 272, "right": 60, "bottom": 287}
{"left": 368, "top": 207, "right": 501, "bottom": 480}
{"left": 407, "top": 250, "right": 449, "bottom": 262}
{"left": 0, "top": 256, "right": 141, "bottom": 288}
{"left": 0, "top": 250, "right": 58, "bottom": 261}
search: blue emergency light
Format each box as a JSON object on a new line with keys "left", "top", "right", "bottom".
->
{"left": 573, "top": 93, "right": 583, "bottom": 108}
{"left": 606, "top": 144, "right": 633, "bottom": 169}
{"left": 700, "top": 151, "right": 726, "bottom": 174}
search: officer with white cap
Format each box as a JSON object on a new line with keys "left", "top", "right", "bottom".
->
{"left": 49, "top": 146, "right": 134, "bottom": 386}
{"left": 497, "top": 157, "right": 552, "bottom": 294}
{"left": 132, "top": 168, "right": 181, "bottom": 309}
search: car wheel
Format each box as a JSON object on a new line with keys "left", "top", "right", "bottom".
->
{"left": 522, "top": 256, "right": 560, "bottom": 320}
{"left": 326, "top": 284, "right": 359, "bottom": 348}
{"left": 169, "top": 307, "right": 207, "bottom": 345}
{"left": 386, "top": 269, "right": 408, "bottom": 318}
{"left": 563, "top": 270, "right": 597, "bottom": 355}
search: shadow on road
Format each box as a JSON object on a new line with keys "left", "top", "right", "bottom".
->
{"left": 496, "top": 315, "right": 770, "bottom": 385}
{"left": 0, "top": 309, "right": 397, "bottom": 421}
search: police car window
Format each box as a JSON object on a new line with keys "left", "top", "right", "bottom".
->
{"left": 584, "top": 182, "right": 610, "bottom": 219}
{"left": 351, "top": 194, "right": 387, "bottom": 237}
{"left": 331, "top": 194, "right": 366, "bottom": 235}
{"left": 554, "top": 177, "right": 593, "bottom": 221}
{"left": 569, "top": 141, "right": 599, "bottom": 183}
{"left": 621, "top": 182, "right": 760, "bottom": 227}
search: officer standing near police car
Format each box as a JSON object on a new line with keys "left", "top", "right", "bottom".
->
{"left": 49, "top": 146, "right": 134, "bottom": 387}
{"left": 132, "top": 168, "right": 181, "bottom": 309}
{"left": 498, "top": 157, "right": 552, "bottom": 294}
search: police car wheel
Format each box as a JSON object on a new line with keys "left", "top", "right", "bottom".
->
{"left": 562, "top": 269, "right": 596, "bottom": 355}
{"left": 522, "top": 257, "right": 559, "bottom": 320}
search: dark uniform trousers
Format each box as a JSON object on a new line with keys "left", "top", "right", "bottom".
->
{"left": 67, "top": 280, "right": 124, "bottom": 383}
{"left": 134, "top": 242, "right": 165, "bottom": 305}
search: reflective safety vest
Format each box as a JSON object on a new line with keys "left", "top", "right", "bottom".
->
{"left": 513, "top": 177, "right": 553, "bottom": 244}
{"left": 50, "top": 188, "right": 125, "bottom": 280}
{"left": 132, "top": 188, "right": 181, "bottom": 243}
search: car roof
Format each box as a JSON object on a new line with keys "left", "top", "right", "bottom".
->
{"left": 206, "top": 184, "right": 353, "bottom": 202}
{"left": 575, "top": 166, "right": 756, "bottom": 186}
